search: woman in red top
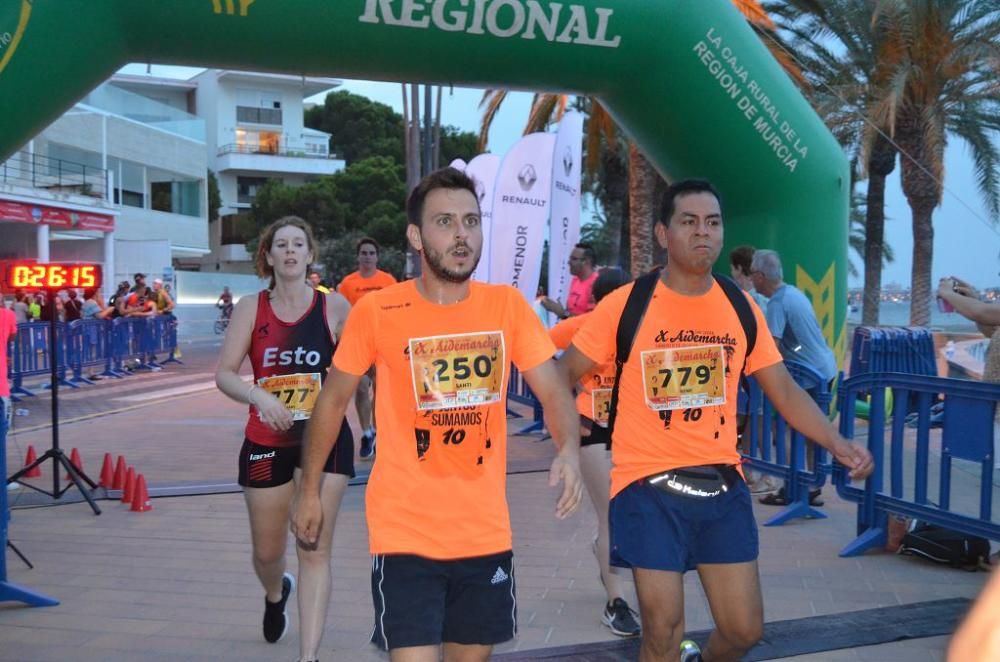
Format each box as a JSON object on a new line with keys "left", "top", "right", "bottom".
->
{"left": 215, "top": 216, "right": 353, "bottom": 662}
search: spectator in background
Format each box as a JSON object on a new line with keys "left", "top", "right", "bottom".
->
{"left": 541, "top": 242, "right": 599, "bottom": 320}
{"left": 38, "top": 291, "right": 61, "bottom": 322}
{"left": 729, "top": 245, "right": 769, "bottom": 309}
{"left": 82, "top": 288, "right": 103, "bottom": 320}
{"left": 105, "top": 281, "right": 130, "bottom": 319}
{"left": 307, "top": 271, "right": 331, "bottom": 294}
{"left": 152, "top": 278, "right": 175, "bottom": 314}
{"left": 28, "top": 294, "right": 41, "bottom": 321}
{"left": 751, "top": 249, "right": 837, "bottom": 507}
{"left": 63, "top": 289, "right": 83, "bottom": 322}
{"left": 12, "top": 291, "right": 29, "bottom": 324}
{"left": 937, "top": 276, "right": 1000, "bottom": 470}
{"left": 124, "top": 274, "right": 156, "bottom": 318}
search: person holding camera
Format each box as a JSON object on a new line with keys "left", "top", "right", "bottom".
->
{"left": 938, "top": 276, "right": 1000, "bottom": 470}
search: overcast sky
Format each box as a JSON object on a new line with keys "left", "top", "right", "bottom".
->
{"left": 119, "top": 64, "right": 1000, "bottom": 290}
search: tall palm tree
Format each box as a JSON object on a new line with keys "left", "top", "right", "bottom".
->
{"left": 478, "top": 0, "right": 786, "bottom": 276}
{"left": 766, "top": 0, "right": 903, "bottom": 326}
{"left": 875, "top": 0, "right": 1000, "bottom": 325}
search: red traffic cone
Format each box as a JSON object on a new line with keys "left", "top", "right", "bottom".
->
{"left": 99, "top": 453, "right": 114, "bottom": 487}
{"left": 112, "top": 456, "right": 127, "bottom": 490}
{"left": 22, "top": 445, "right": 42, "bottom": 478}
{"left": 65, "top": 448, "right": 84, "bottom": 480}
{"left": 130, "top": 475, "right": 153, "bottom": 512}
{"left": 121, "top": 467, "right": 136, "bottom": 504}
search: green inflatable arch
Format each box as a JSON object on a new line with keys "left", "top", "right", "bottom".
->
{"left": 0, "top": 0, "right": 849, "bottom": 356}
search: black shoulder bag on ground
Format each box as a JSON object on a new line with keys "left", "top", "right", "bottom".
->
{"left": 605, "top": 269, "right": 757, "bottom": 446}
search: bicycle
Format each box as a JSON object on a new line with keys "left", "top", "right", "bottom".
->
{"left": 214, "top": 303, "right": 233, "bottom": 335}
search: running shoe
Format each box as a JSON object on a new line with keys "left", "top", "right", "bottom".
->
{"left": 679, "top": 639, "right": 703, "bottom": 662}
{"left": 601, "top": 597, "right": 641, "bottom": 637}
{"left": 262, "top": 572, "right": 295, "bottom": 643}
{"left": 359, "top": 431, "right": 376, "bottom": 459}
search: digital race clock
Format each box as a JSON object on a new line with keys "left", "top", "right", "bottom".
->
{"left": 3, "top": 262, "right": 103, "bottom": 290}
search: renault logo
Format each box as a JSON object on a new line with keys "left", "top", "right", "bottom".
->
{"left": 517, "top": 164, "right": 537, "bottom": 191}
{"left": 563, "top": 146, "right": 573, "bottom": 177}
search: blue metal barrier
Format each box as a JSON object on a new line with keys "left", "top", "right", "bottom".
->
{"left": 742, "top": 360, "right": 833, "bottom": 526}
{"left": 66, "top": 319, "right": 110, "bottom": 385}
{"left": 8, "top": 316, "right": 181, "bottom": 393}
{"left": 507, "top": 365, "right": 544, "bottom": 434}
{"left": 835, "top": 372, "right": 1000, "bottom": 557}
{"left": 7, "top": 322, "right": 77, "bottom": 400}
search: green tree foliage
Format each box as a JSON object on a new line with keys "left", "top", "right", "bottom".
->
{"left": 207, "top": 169, "right": 221, "bottom": 223}
{"left": 305, "top": 91, "right": 404, "bottom": 164}
{"left": 439, "top": 125, "right": 480, "bottom": 166}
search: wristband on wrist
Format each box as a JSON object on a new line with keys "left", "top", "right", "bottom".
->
{"left": 246, "top": 383, "right": 258, "bottom": 405}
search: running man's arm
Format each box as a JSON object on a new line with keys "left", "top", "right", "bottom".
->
{"left": 522, "top": 358, "right": 584, "bottom": 519}
{"left": 752, "top": 362, "right": 873, "bottom": 480}
{"left": 292, "top": 366, "right": 361, "bottom": 544}
{"left": 556, "top": 343, "right": 599, "bottom": 386}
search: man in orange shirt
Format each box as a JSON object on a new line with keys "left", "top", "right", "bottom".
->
{"left": 558, "top": 180, "right": 874, "bottom": 662}
{"left": 293, "top": 168, "right": 583, "bottom": 662}
{"left": 337, "top": 237, "right": 397, "bottom": 459}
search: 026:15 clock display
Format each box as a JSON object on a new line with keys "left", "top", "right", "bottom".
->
{"left": 4, "top": 263, "right": 103, "bottom": 290}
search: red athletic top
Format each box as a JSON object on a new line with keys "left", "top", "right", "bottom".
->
{"left": 245, "top": 289, "right": 340, "bottom": 447}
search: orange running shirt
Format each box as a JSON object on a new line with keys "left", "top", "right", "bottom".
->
{"left": 549, "top": 314, "right": 616, "bottom": 426}
{"left": 334, "top": 280, "right": 556, "bottom": 559}
{"left": 573, "top": 279, "right": 782, "bottom": 497}
{"left": 337, "top": 269, "right": 397, "bottom": 306}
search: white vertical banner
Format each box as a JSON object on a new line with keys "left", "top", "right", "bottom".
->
{"left": 464, "top": 153, "right": 501, "bottom": 283}
{"left": 489, "top": 133, "right": 556, "bottom": 300}
{"left": 547, "top": 112, "right": 584, "bottom": 306}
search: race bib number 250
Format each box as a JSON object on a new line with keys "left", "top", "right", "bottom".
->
{"left": 409, "top": 331, "right": 506, "bottom": 410}
{"left": 640, "top": 344, "right": 726, "bottom": 411}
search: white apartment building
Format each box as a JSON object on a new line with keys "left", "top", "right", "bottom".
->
{"left": 190, "top": 70, "right": 344, "bottom": 272}
{"left": 1, "top": 70, "right": 343, "bottom": 297}
{"left": 0, "top": 81, "right": 207, "bottom": 293}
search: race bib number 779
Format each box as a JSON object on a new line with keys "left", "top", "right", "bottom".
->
{"left": 409, "top": 331, "right": 506, "bottom": 410}
{"left": 640, "top": 344, "right": 726, "bottom": 411}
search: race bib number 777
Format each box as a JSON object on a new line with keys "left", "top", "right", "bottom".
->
{"left": 409, "top": 331, "right": 506, "bottom": 410}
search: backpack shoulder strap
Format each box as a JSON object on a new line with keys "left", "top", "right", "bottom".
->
{"left": 714, "top": 273, "right": 757, "bottom": 365}
{"left": 606, "top": 269, "right": 660, "bottom": 442}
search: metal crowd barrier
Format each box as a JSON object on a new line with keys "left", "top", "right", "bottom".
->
{"left": 835, "top": 372, "right": 1000, "bottom": 557}
{"left": 506, "top": 365, "right": 544, "bottom": 434}
{"left": 741, "top": 360, "right": 833, "bottom": 526}
{"left": 6, "top": 317, "right": 181, "bottom": 396}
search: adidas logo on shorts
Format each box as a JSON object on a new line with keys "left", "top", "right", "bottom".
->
{"left": 490, "top": 566, "right": 509, "bottom": 585}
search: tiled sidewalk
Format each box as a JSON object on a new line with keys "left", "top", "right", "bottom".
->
{"left": 3, "top": 462, "right": 991, "bottom": 661}
{"left": 2, "top": 355, "right": 995, "bottom": 661}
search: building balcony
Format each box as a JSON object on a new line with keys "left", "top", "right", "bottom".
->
{"left": 214, "top": 144, "right": 345, "bottom": 176}
{"left": 1, "top": 150, "right": 110, "bottom": 201}
{"left": 236, "top": 106, "right": 282, "bottom": 125}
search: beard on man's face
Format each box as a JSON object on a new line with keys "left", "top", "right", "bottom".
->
{"left": 422, "top": 241, "right": 480, "bottom": 284}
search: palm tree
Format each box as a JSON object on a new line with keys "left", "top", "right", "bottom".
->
{"left": 874, "top": 0, "right": 1000, "bottom": 325}
{"left": 767, "top": 0, "right": 909, "bottom": 327}
{"left": 478, "top": 0, "right": 786, "bottom": 276}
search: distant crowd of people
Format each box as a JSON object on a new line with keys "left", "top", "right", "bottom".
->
{"left": 2, "top": 271, "right": 175, "bottom": 324}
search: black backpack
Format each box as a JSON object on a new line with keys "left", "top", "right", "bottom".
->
{"left": 899, "top": 522, "right": 991, "bottom": 570}
{"left": 605, "top": 269, "right": 757, "bottom": 444}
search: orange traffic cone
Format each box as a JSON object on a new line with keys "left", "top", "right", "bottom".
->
{"left": 99, "top": 453, "right": 114, "bottom": 487}
{"left": 130, "top": 475, "right": 152, "bottom": 512}
{"left": 112, "top": 456, "right": 127, "bottom": 490}
{"left": 65, "top": 448, "right": 84, "bottom": 480}
{"left": 121, "top": 467, "right": 136, "bottom": 504}
{"left": 22, "top": 446, "right": 41, "bottom": 478}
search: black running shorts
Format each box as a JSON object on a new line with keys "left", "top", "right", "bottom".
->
{"left": 370, "top": 550, "right": 516, "bottom": 650}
